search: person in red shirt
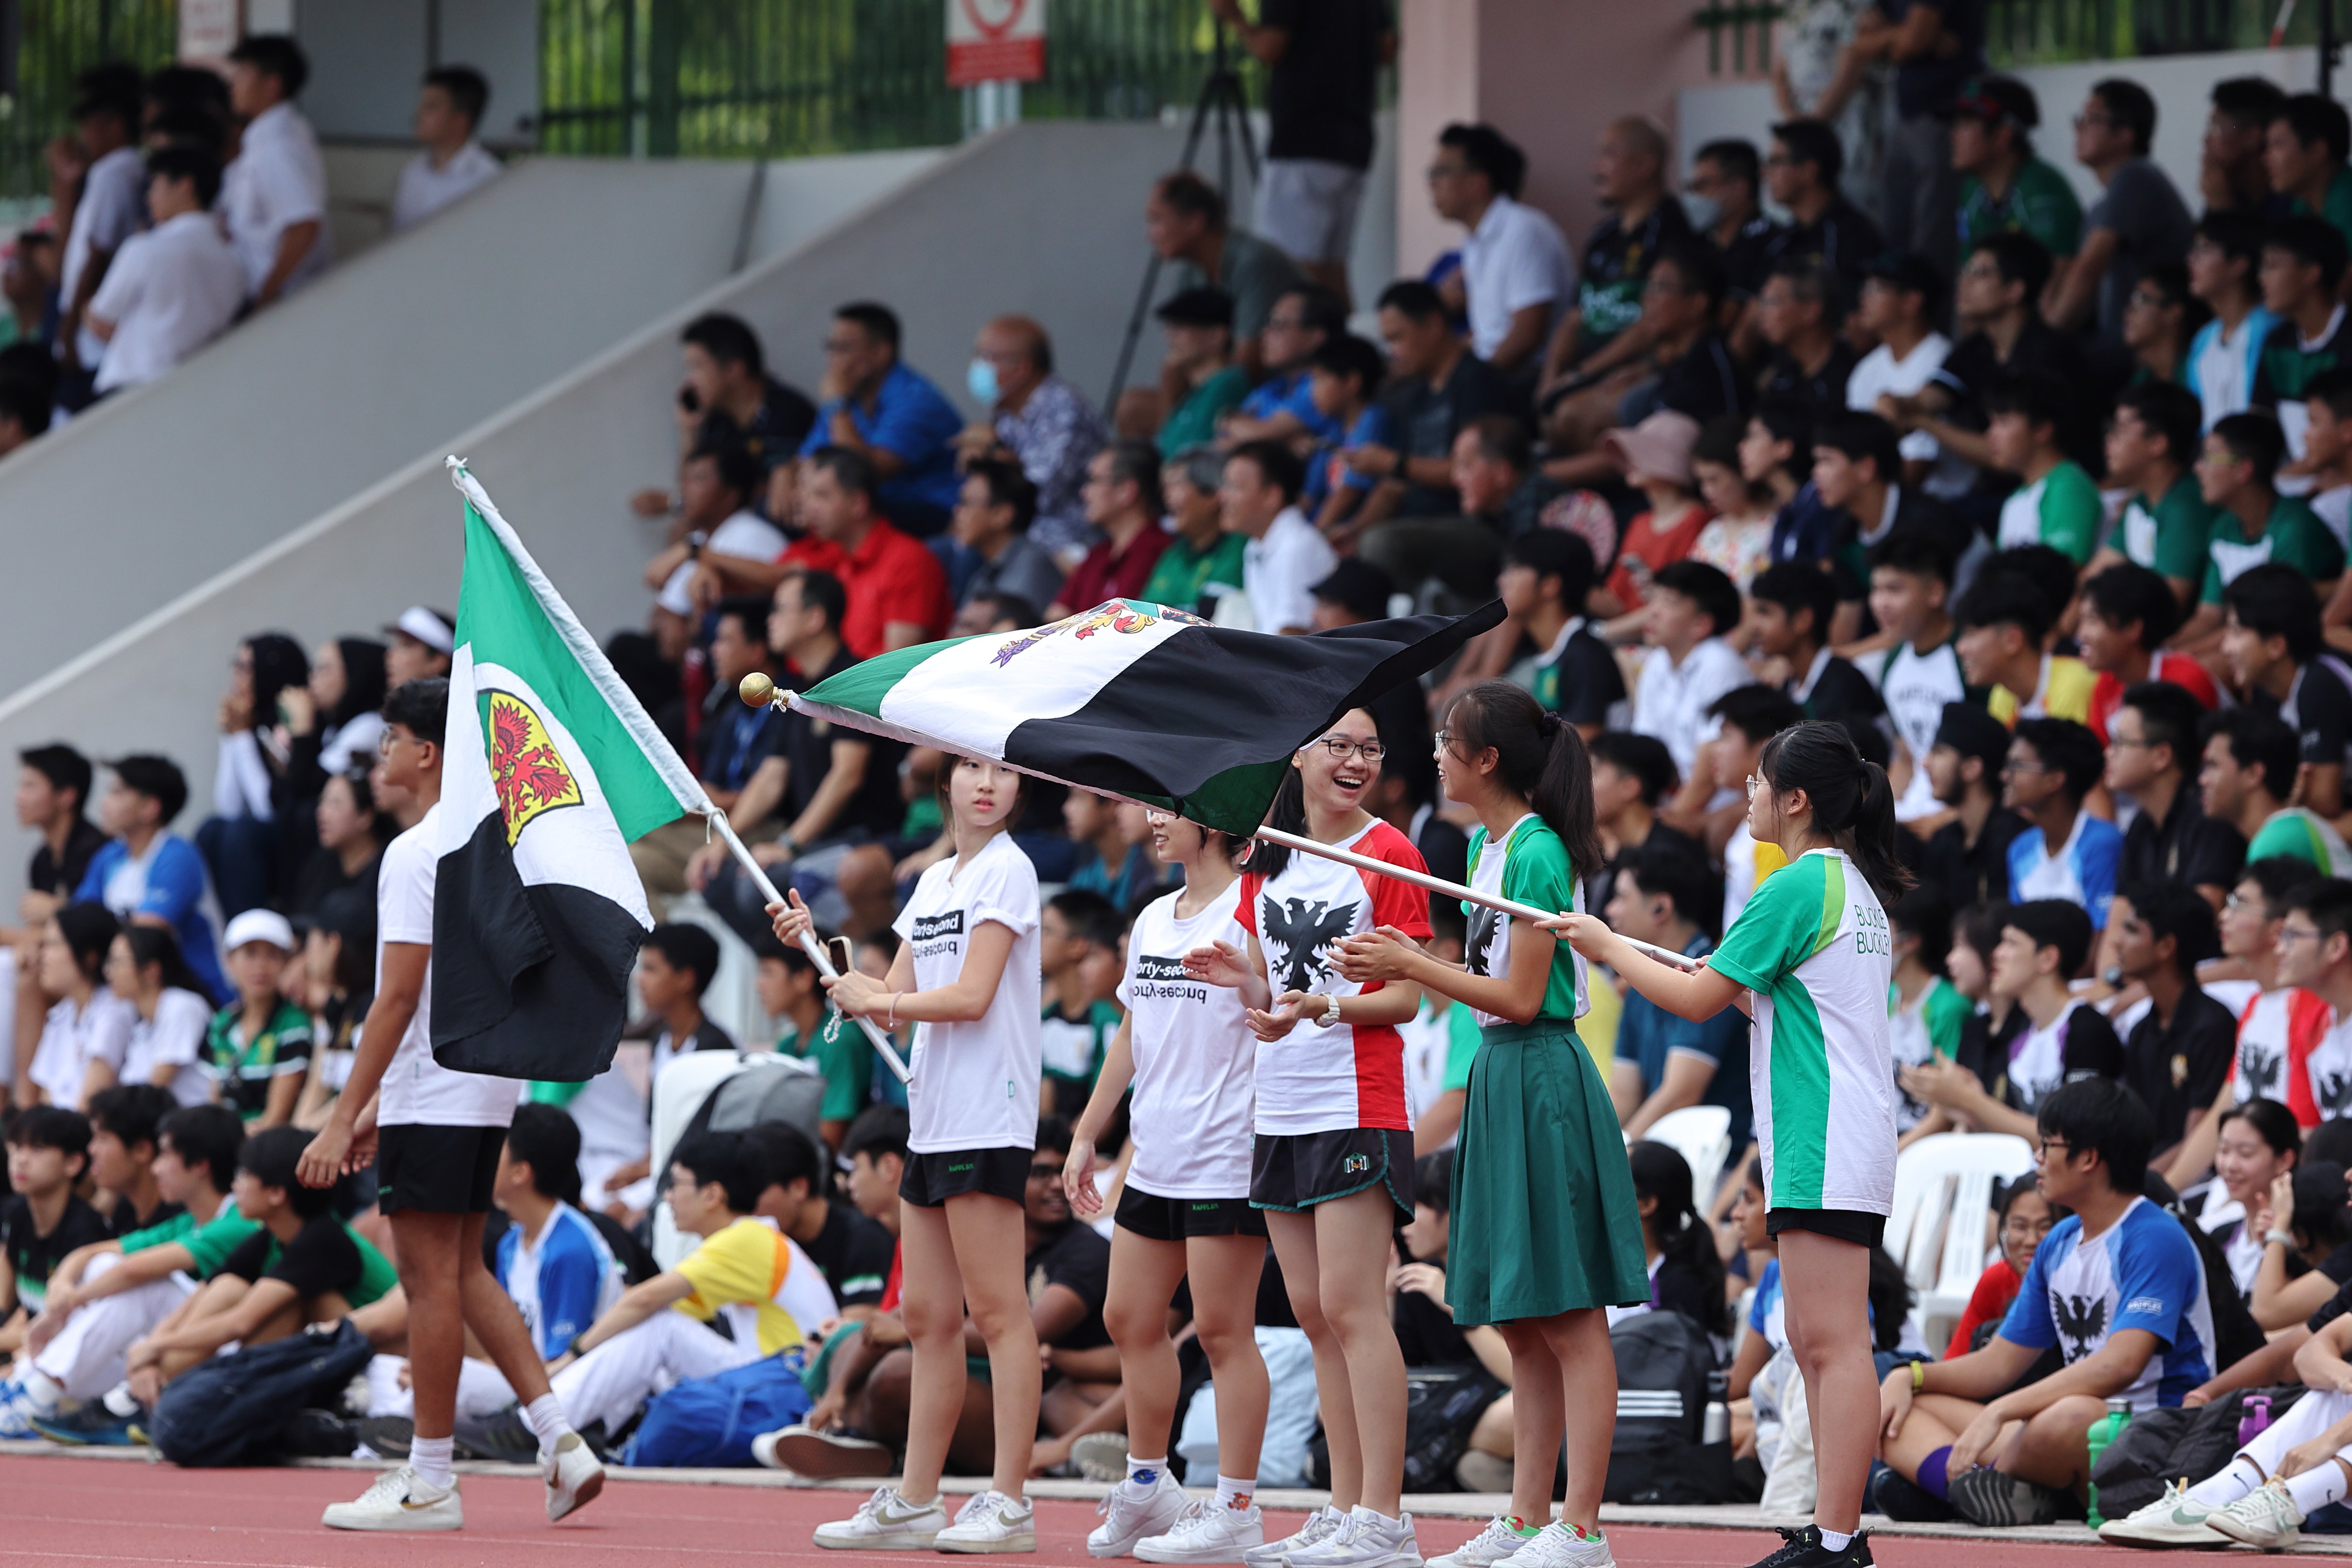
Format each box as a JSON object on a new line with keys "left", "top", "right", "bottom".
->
{"left": 1593, "top": 411, "right": 1710, "bottom": 624}
{"left": 784, "top": 447, "right": 951, "bottom": 658}
{"left": 1943, "top": 1177, "right": 2061, "bottom": 1358}
{"left": 2078, "top": 560, "right": 2219, "bottom": 742}
{"left": 1048, "top": 440, "right": 1170, "bottom": 619}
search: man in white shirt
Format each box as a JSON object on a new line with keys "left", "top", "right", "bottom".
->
{"left": 1846, "top": 252, "right": 1965, "bottom": 495}
{"left": 391, "top": 66, "right": 503, "bottom": 232}
{"left": 1632, "top": 558, "right": 1751, "bottom": 777}
{"left": 1429, "top": 123, "right": 1571, "bottom": 381}
{"left": 222, "top": 35, "right": 329, "bottom": 307}
{"left": 54, "top": 64, "right": 147, "bottom": 404}
{"left": 86, "top": 149, "right": 244, "bottom": 396}
{"left": 1222, "top": 439, "right": 1336, "bottom": 636}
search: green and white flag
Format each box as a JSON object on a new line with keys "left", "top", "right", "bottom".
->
{"left": 790, "top": 598, "right": 1502, "bottom": 836}
{"left": 433, "top": 459, "right": 706, "bottom": 1081}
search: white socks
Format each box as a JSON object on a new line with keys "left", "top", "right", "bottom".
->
{"left": 411, "top": 1435, "right": 456, "bottom": 1491}
{"left": 16, "top": 1368, "right": 63, "bottom": 1415}
{"left": 1216, "top": 1474, "right": 1254, "bottom": 1511}
{"left": 2190, "top": 1457, "right": 2268, "bottom": 1508}
{"left": 523, "top": 1393, "right": 570, "bottom": 1458}
{"left": 2288, "top": 1462, "right": 2352, "bottom": 1517}
{"left": 1817, "top": 1529, "right": 1853, "bottom": 1552}
{"left": 1122, "top": 1453, "right": 1167, "bottom": 1497}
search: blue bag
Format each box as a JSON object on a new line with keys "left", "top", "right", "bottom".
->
{"left": 622, "top": 1350, "right": 813, "bottom": 1468}
{"left": 150, "top": 1318, "right": 375, "bottom": 1467}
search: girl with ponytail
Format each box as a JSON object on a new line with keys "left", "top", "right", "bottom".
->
{"left": 1331, "top": 681, "right": 1645, "bottom": 1568}
{"left": 1552, "top": 719, "right": 1906, "bottom": 1568}
{"left": 1625, "top": 1139, "right": 1733, "bottom": 1344}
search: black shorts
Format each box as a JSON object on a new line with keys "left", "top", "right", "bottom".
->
{"left": 377, "top": 1123, "right": 505, "bottom": 1215}
{"left": 1767, "top": 1207, "right": 1888, "bottom": 1248}
{"left": 899, "top": 1146, "right": 1031, "bottom": 1208}
{"left": 1250, "top": 1129, "right": 1413, "bottom": 1218}
{"left": 1115, "top": 1186, "right": 1268, "bottom": 1241}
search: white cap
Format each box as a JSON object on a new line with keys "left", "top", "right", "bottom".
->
{"left": 223, "top": 909, "right": 298, "bottom": 955}
{"left": 384, "top": 606, "right": 455, "bottom": 654}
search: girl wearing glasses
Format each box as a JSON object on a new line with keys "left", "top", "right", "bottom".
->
{"left": 1331, "top": 681, "right": 1644, "bottom": 1568}
{"left": 1184, "top": 706, "right": 1429, "bottom": 1568}
{"left": 1552, "top": 720, "right": 1907, "bottom": 1568}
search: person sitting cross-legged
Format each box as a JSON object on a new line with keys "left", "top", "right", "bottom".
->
{"left": 1876, "top": 1078, "right": 2213, "bottom": 1528}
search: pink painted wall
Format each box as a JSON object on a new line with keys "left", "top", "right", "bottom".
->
{"left": 1395, "top": 0, "right": 1744, "bottom": 276}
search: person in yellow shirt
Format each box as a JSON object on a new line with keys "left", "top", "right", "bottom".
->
{"left": 1956, "top": 564, "right": 2095, "bottom": 727}
{"left": 545, "top": 1131, "right": 836, "bottom": 1435}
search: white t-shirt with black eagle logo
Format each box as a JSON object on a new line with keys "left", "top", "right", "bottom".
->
{"left": 1997, "top": 1197, "right": 2212, "bottom": 1411}
{"left": 892, "top": 829, "right": 1042, "bottom": 1154}
{"left": 1118, "top": 880, "right": 1256, "bottom": 1199}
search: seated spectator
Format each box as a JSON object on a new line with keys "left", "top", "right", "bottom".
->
{"left": 78, "top": 755, "right": 225, "bottom": 1007}
{"left": 1752, "top": 260, "right": 1856, "bottom": 428}
{"left": 1585, "top": 731, "right": 1704, "bottom": 922}
{"left": 1759, "top": 116, "right": 1884, "bottom": 310}
{"left": 492, "top": 1103, "right": 627, "bottom": 1361}
{"left": 2193, "top": 422, "right": 2348, "bottom": 694}
{"left": 1364, "top": 279, "right": 1507, "bottom": 521}
{"left": 1310, "top": 558, "right": 1394, "bottom": 631}
{"left": 2192, "top": 1099, "right": 2300, "bottom": 1299}
{"left": 2044, "top": 79, "right": 2193, "bottom": 346}
{"left": 752, "top": 937, "right": 869, "bottom": 1151}
{"left": 1688, "top": 136, "right": 1781, "bottom": 330}
{"left": 281, "top": 631, "right": 393, "bottom": 812}
{"left": 1399, "top": 903, "right": 1470, "bottom": 1152}
{"left": 195, "top": 632, "right": 306, "bottom": 920}
{"left": 1918, "top": 702, "right": 2028, "bottom": 910}
{"left": 1942, "top": 1174, "right": 2061, "bottom": 1356}
{"left": 2005, "top": 718, "right": 2122, "bottom": 927}
{"left": 2250, "top": 1155, "right": 2352, "bottom": 1332}
{"left": 1956, "top": 568, "right": 2092, "bottom": 727}
{"left": 1151, "top": 287, "right": 1248, "bottom": 460}
{"left": 2301, "top": 367, "right": 2352, "bottom": 551}
{"left": 383, "top": 606, "right": 455, "bottom": 686}
{"left": 2124, "top": 263, "right": 2202, "bottom": 386}
{"left": 0, "top": 354, "right": 50, "bottom": 456}
{"left": 2109, "top": 681, "right": 2243, "bottom": 907}
{"left": 4, "top": 744, "right": 106, "bottom": 1002}
{"left": 1892, "top": 234, "right": 2094, "bottom": 482}
{"left": 2278, "top": 879, "right": 2352, "bottom": 1133}
{"left": 2110, "top": 882, "right": 2234, "bottom": 1151}
{"left": 2252, "top": 217, "right": 2352, "bottom": 482}
{"left": 952, "top": 457, "right": 1063, "bottom": 617}
{"left": 1537, "top": 115, "right": 1690, "bottom": 398}
{"left": 2201, "top": 707, "right": 2352, "bottom": 878}
{"left": 774, "top": 1107, "right": 907, "bottom": 1465}
{"left": 1051, "top": 442, "right": 1169, "bottom": 618}
{"left": 1815, "top": 416, "right": 1975, "bottom": 611}
{"left": 1221, "top": 439, "right": 1332, "bottom": 636}
{"left": 1497, "top": 530, "right": 1621, "bottom": 736}
{"left": 84, "top": 145, "right": 241, "bottom": 398}
{"left": 959, "top": 315, "right": 1106, "bottom": 564}
{"left": 784, "top": 447, "right": 953, "bottom": 656}
{"left": 2098, "top": 382, "right": 2219, "bottom": 608}
{"left": 1360, "top": 404, "right": 1543, "bottom": 606}
{"left": 628, "top": 595, "right": 782, "bottom": 913}
{"left": 221, "top": 35, "right": 329, "bottom": 307}
{"left": 801, "top": 302, "right": 963, "bottom": 539}
{"left": 1877, "top": 1081, "right": 2195, "bottom": 1528}
{"left": 1147, "top": 170, "right": 1305, "bottom": 375}
{"left": 1545, "top": 242, "right": 1746, "bottom": 470}
{"left": 291, "top": 768, "right": 388, "bottom": 929}
{"left": 2221, "top": 563, "right": 2352, "bottom": 820}
{"left": 632, "top": 313, "right": 816, "bottom": 519}
{"left": 1427, "top": 122, "right": 1570, "bottom": 382}
{"left": 1749, "top": 562, "right": 1884, "bottom": 729}
{"left": 84, "top": 1080, "right": 174, "bottom": 1227}
{"left": 1222, "top": 285, "right": 1346, "bottom": 445}
{"left": 1986, "top": 373, "right": 2101, "bottom": 564}
{"left": 1952, "top": 901, "right": 2120, "bottom": 1130}
{"left": 203, "top": 909, "right": 310, "bottom": 1129}
{"left": 1594, "top": 411, "right": 1706, "bottom": 621}
{"left": 1300, "top": 332, "right": 1392, "bottom": 544}
{"left": 1629, "top": 560, "right": 1748, "bottom": 779}
{"left": 1140, "top": 445, "right": 1247, "bottom": 614}
{"left": 1952, "top": 75, "right": 2082, "bottom": 270}
{"left": 640, "top": 924, "right": 735, "bottom": 1090}
{"left": 0, "top": 1106, "right": 107, "bottom": 1356}
{"left": 643, "top": 441, "right": 780, "bottom": 634}
{"left": 50, "top": 65, "right": 145, "bottom": 406}
{"left": 1062, "top": 794, "right": 1157, "bottom": 912}
{"left": 25, "top": 904, "right": 131, "bottom": 1111}
{"left": 2201, "top": 77, "right": 2287, "bottom": 216}
{"left": 1037, "top": 888, "right": 1123, "bottom": 1118}
{"left": 1867, "top": 532, "right": 1968, "bottom": 823}
{"left": 108, "top": 927, "right": 214, "bottom": 1108}
{"left": 1888, "top": 887, "right": 1968, "bottom": 1143}
{"left": 2184, "top": 210, "right": 2278, "bottom": 433}
{"left": 746, "top": 1120, "right": 894, "bottom": 1314}
{"left": 2079, "top": 566, "right": 2217, "bottom": 745}
{"left": 1392, "top": 1152, "right": 1505, "bottom": 1376}
{"left": 1606, "top": 842, "right": 1748, "bottom": 1149}
{"left": 2269, "top": 92, "right": 2352, "bottom": 256}
{"left": 1618, "top": 1140, "right": 1734, "bottom": 1342}
{"left": 390, "top": 65, "right": 501, "bottom": 231}
{"left": 1699, "top": 685, "right": 1813, "bottom": 928}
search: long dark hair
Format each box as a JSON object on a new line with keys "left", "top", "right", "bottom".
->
{"left": 1243, "top": 766, "right": 1311, "bottom": 880}
{"left": 1756, "top": 720, "right": 1911, "bottom": 905}
{"left": 329, "top": 637, "right": 389, "bottom": 730}
{"left": 1866, "top": 1247, "right": 1915, "bottom": 1352}
{"left": 54, "top": 901, "right": 121, "bottom": 985}
{"left": 243, "top": 633, "right": 309, "bottom": 732}
{"left": 119, "top": 924, "right": 207, "bottom": 998}
{"left": 1628, "top": 1139, "right": 1731, "bottom": 1337}
{"left": 1442, "top": 681, "right": 1604, "bottom": 895}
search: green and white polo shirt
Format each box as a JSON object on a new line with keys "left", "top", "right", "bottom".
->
{"left": 2247, "top": 806, "right": 2352, "bottom": 878}
{"left": 1463, "top": 814, "right": 1583, "bottom": 1025}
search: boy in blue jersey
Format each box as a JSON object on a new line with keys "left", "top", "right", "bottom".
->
{"left": 2004, "top": 717, "right": 2124, "bottom": 928}
{"left": 1877, "top": 1079, "right": 2209, "bottom": 1528}
{"left": 74, "top": 755, "right": 226, "bottom": 1004}
{"left": 494, "top": 1104, "right": 624, "bottom": 1361}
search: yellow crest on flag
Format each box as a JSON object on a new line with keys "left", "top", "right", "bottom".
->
{"left": 486, "top": 691, "right": 583, "bottom": 847}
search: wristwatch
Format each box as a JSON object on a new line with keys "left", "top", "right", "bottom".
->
{"left": 1316, "top": 993, "right": 1343, "bottom": 1028}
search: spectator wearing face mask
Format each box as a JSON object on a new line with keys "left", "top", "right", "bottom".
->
{"left": 957, "top": 314, "right": 1106, "bottom": 565}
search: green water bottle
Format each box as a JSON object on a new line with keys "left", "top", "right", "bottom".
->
{"left": 2085, "top": 1397, "right": 2133, "bottom": 1529}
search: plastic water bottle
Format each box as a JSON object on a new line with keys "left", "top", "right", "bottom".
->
{"left": 2085, "top": 1396, "right": 2134, "bottom": 1529}
{"left": 1703, "top": 1400, "right": 1730, "bottom": 1445}
{"left": 2241, "top": 1395, "right": 2274, "bottom": 1448}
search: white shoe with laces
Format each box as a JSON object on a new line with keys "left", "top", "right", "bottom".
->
{"left": 1283, "top": 1507, "right": 1421, "bottom": 1568}
{"left": 1137, "top": 1496, "right": 1267, "bottom": 1563}
{"left": 935, "top": 1489, "right": 1037, "bottom": 1553}
{"left": 1090, "top": 1470, "right": 1191, "bottom": 1557}
{"left": 1244, "top": 1507, "right": 1345, "bottom": 1568}
{"left": 320, "top": 1465, "right": 464, "bottom": 1532}
{"left": 542, "top": 1431, "right": 604, "bottom": 1522}
{"left": 2207, "top": 1478, "right": 2305, "bottom": 1552}
{"left": 1493, "top": 1524, "right": 1612, "bottom": 1568}
{"left": 2096, "top": 1479, "right": 2228, "bottom": 1548}
{"left": 1426, "top": 1517, "right": 1536, "bottom": 1568}
{"left": 814, "top": 1486, "right": 949, "bottom": 1550}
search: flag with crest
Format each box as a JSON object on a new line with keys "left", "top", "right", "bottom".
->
{"left": 432, "top": 461, "right": 707, "bottom": 1081}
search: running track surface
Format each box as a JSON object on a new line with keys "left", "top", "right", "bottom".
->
{"left": 0, "top": 1455, "right": 2182, "bottom": 1568}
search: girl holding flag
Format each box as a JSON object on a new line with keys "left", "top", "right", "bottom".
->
{"left": 1331, "top": 682, "right": 1647, "bottom": 1568}
{"left": 1065, "top": 810, "right": 1270, "bottom": 1563}
{"left": 1552, "top": 721, "right": 1904, "bottom": 1568}
{"left": 770, "top": 756, "right": 1044, "bottom": 1553}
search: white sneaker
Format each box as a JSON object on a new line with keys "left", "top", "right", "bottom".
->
{"left": 1426, "top": 1517, "right": 1537, "bottom": 1568}
{"left": 815, "top": 1487, "right": 950, "bottom": 1550}
{"left": 1493, "top": 1524, "right": 1611, "bottom": 1568}
{"left": 542, "top": 1432, "right": 604, "bottom": 1522}
{"left": 1284, "top": 1507, "right": 1421, "bottom": 1568}
{"left": 1137, "top": 1497, "right": 1268, "bottom": 1563}
{"left": 936, "top": 1489, "right": 1037, "bottom": 1553}
{"left": 320, "top": 1466, "right": 464, "bottom": 1532}
{"left": 1244, "top": 1507, "right": 1345, "bottom": 1568}
{"left": 2208, "top": 1478, "right": 2305, "bottom": 1552}
{"left": 2096, "top": 1479, "right": 2230, "bottom": 1548}
{"left": 1090, "top": 1469, "right": 1191, "bottom": 1557}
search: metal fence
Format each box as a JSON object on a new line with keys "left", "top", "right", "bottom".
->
{"left": 1696, "top": 0, "right": 2337, "bottom": 73}
{"left": 0, "top": 0, "right": 178, "bottom": 201}
{"left": 535, "top": 0, "right": 1265, "bottom": 160}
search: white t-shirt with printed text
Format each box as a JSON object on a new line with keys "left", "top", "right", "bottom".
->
{"left": 1118, "top": 880, "right": 1257, "bottom": 1199}
{"left": 892, "top": 830, "right": 1043, "bottom": 1154}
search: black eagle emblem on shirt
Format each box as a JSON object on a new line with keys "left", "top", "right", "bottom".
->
{"left": 2054, "top": 1293, "right": 2108, "bottom": 1360}
{"left": 1465, "top": 905, "right": 1504, "bottom": 981}
{"left": 2240, "top": 1045, "right": 2282, "bottom": 1104}
{"left": 1262, "top": 897, "right": 1356, "bottom": 995}
{"left": 2322, "top": 1071, "right": 2352, "bottom": 1122}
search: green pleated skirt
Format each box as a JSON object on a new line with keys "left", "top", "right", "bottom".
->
{"left": 1445, "top": 1018, "right": 1651, "bottom": 1326}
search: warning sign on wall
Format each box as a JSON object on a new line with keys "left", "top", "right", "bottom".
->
{"left": 946, "top": 0, "right": 1046, "bottom": 86}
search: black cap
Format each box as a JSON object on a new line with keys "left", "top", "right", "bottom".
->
{"left": 1934, "top": 700, "right": 2012, "bottom": 776}
{"left": 1952, "top": 74, "right": 2040, "bottom": 130}
{"left": 1156, "top": 286, "right": 1235, "bottom": 329}
{"left": 1311, "top": 559, "right": 1396, "bottom": 622}
{"left": 1862, "top": 250, "right": 1944, "bottom": 300}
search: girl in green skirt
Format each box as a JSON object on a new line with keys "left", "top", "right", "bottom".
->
{"left": 1334, "top": 682, "right": 1648, "bottom": 1568}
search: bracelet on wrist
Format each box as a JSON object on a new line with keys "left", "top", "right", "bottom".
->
{"left": 2267, "top": 1229, "right": 2298, "bottom": 1249}
{"left": 1909, "top": 1360, "right": 1926, "bottom": 1391}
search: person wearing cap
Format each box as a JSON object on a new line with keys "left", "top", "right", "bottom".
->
{"left": 1592, "top": 411, "right": 1706, "bottom": 621}
{"left": 384, "top": 607, "right": 455, "bottom": 687}
{"left": 1917, "top": 702, "right": 2027, "bottom": 913}
{"left": 204, "top": 910, "right": 312, "bottom": 1129}
{"left": 1308, "top": 559, "right": 1394, "bottom": 632}
{"left": 1151, "top": 286, "right": 1248, "bottom": 460}
{"left": 52, "top": 64, "right": 146, "bottom": 409}
{"left": 2044, "top": 80, "right": 2194, "bottom": 347}
{"left": 1952, "top": 76, "right": 2081, "bottom": 276}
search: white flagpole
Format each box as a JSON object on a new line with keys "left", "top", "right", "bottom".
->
{"left": 703, "top": 812, "right": 914, "bottom": 1084}
{"left": 1249, "top": 825, "right": 1704, "bottom": 972}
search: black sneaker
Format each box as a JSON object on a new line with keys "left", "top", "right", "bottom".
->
{"left": 1871, "top": 1466, "right": 1953, "bottom": 1522}
{"left": 455, "top": 1407, "right": 537, "bottom": 1462}
{"left": 1742, "top": 1525, "right": 1875, "bottom": 1568}
{"left": 1949, "top": 1465, "right": 2068, "bottom": 1527}
{"left": 278, "top": 1407, "right": 360, "bottom": 1458}
{"left": 355, "top": 1415, "right": 415, "bottom": 1459}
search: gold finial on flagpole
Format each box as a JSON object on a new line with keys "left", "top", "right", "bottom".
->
{"left": 738, "top": 672, "right": 779, "bottom": 709}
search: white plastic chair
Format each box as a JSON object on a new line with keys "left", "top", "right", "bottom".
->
{"left": 1885, "top": 1132, "right": 2037, "bottom": 1350}
{"left": 1638, "top": 1105, "right": 1736, "bottom": 1203}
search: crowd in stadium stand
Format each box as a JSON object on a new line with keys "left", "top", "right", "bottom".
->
{"left": 29, "top": 2, "right": 2352, "bottom": 1554}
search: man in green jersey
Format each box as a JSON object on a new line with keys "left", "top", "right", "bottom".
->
{"left": 2201, "top": 707, "right": 2352, "bottom": 878}
{"left": 1952, "top": 76, "right": 2082, "bottom": 268}
{"left": 2180, "top": 415, "right": 2346, "bottom": 654}
{"left": 2268, "top": 95, "right": 2352, "bottom": 261}
{"left": 2098, "top": 381, "right": 2217, "bottom": 608}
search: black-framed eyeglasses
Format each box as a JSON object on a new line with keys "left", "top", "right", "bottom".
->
{"left": 1313, "top": 738, "right": 1386, "bottom": 763}
{"left": 2036, "top": 1137, "right": 2074, "bottom": 1162}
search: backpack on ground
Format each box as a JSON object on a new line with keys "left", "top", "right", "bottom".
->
{"left": 1603, "top": 1309, "right": 1732, "bottom": 1505}
{"left": 621, "top": 1351, "right": 813, "bottom": 1468}
{"left": 2089, "top": 1385, "right": 2305, "bottom": 1519}
{"left": 150, "top": 1318, "right": 376, "bottom": 1468}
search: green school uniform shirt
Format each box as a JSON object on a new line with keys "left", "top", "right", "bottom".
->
{"left": 1956, "top": 158, "right": 2084, "bottom": 260}
{"left": 1463, "top": 816, "right": 1581, "bottom": 1024}
{"left": 2119, "top": 473, "right": 2219, "bottom": 583}
{"left": 1157, "top": 366, "right": 1249, "bottom": 458}
{"left": 2200, "top": 495, "right": 2347, "bottom": 602}
{"left": 166, "top": 1207, "right": 395, "bottom": 1302}
{"left": 1140, "top": 530, "right": 1248, "bottom": 609}
{"left": 204, "top": 997, "right": 314, "bottom": 1121}
{"left": 1996, "top": 459, "right": 2101, "bottom": 563}
{"left": 779, "top": 1017, "right": 873, "bottom": 1124}
{"left": 2247, "top": 806, "right": 2352, "bottom": 877}
{"left": 2294, "top": 164, "right": 2352, "bottom": 257}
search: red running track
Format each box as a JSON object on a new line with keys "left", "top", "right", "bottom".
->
{"left": 0, "top": 1455, "right": 2140, "bottom": 1568}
